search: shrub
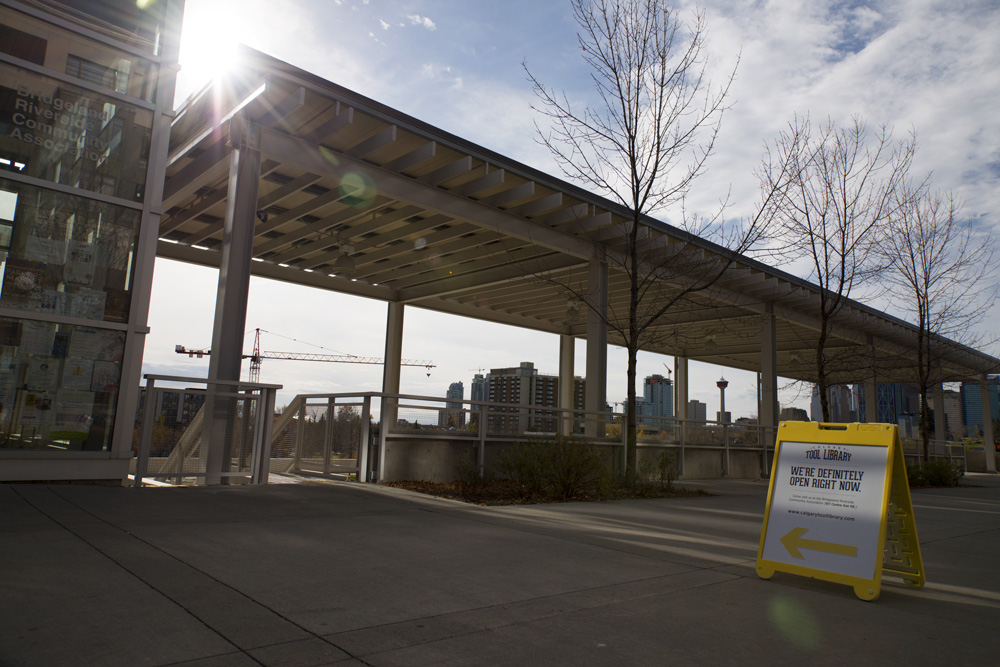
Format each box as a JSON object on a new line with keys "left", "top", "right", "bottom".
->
{"left": 907, "top": 459, "right": 963, "bottom": 487}
{"left": 495, "top": 436, "right": 607, "bottom": 500}
{"left": 548, "top": 436, "right": 606, "bottom": 500}
{"left": 495, "top": 442, "right": 550, "bottom": 500}
{"left": 635, "top": 450, "right": 677, "bottom": 492}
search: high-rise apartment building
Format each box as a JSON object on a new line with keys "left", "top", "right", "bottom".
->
{"left": 486, "top": 362, "right": 584, "bottom": 434}
{"left": 687, "top": 400, "right": 707, "bottom": 422}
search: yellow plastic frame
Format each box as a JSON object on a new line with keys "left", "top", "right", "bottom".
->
{"left": 756, "top": 421, "right": 925, "bottom": 601}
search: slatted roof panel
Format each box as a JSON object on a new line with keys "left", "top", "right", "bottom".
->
{"left": 158, "top": 47, "right": 1000, "bottom": 385}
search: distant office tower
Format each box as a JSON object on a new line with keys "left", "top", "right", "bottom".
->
{"left": 779, "top": 406, "right": 809, "bottom": 421}
{"left": 943, "top": 389, "right": 963, "bottom": 438}
{"left": 446, "top": 382, "right": 463, "bottom": 407}
{"left": 688, "top": 400, "right": 707, "bottom": 422}
{"left": 486, "top": 362, "right": 584, "bottom": 433}
{"left": 470, "top": 374, "right": 486, "bottom": 403}
{"left": 960, "top": 376, "right": 1000, "bottom": 435}
{"left": 635, "top": 374, "right": 674, "bottom": 429}
{"left": 439, "top": 381, "right": 465, "bottom": 428}
{"left": 852, "top": 383, "right": 921, "bottom": 425}
{"left": 810, "top": 384, "right": 857, "bottom": 422}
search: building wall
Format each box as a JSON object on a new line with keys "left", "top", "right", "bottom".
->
{"left": 0, "top": 0, "right": 181, "bottom": 481}
{"left": 486, "top": 361, "right": 585, "bottom": 434}
{"left": 961, "top": 377, "right": 1000, "bottom": 435}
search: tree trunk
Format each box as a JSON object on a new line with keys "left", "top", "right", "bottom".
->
{"left": 816, "top": 323, "right": 831, "bottom": 422}
{"left": 626, "top": 343, "right": 638, "bottom": 481}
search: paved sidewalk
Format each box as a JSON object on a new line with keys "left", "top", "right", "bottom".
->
{"left": 2, "top": 475, "right": 998, "bottom": 666}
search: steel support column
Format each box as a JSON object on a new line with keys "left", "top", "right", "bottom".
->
{"left": 980, "top": 375, "right": 997, "bottom": 473}
{"left": 381, "top": 301, "right": 405, "bottom": 431}
{"left": 933, "top": 383, "right": 946, "bottom": 450}
{"left": 865, "top": 338, "right": 878, "bottom": 423}
{"left": 675, "top": 356, "right": 688, "bottom": 477}
{"left": 205, "top": 113, "right": 261, "bottom": 484}
{"left": 585, "top": 259, "right": 608, "bottom": 438}
{"left": 559, "top": 334, "right": 575, "bottom": 436}
{"left": 760, "top": 304, "right": 778, "bottom": 475}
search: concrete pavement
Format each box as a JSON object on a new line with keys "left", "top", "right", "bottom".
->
{"left": 2, "top": 475, "right": 998, "bottom": 666}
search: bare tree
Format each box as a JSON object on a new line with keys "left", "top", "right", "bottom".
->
{"left": 881, "top": 187, "right": 997, "bottom": 461}
{"left": 758, "top": 116, "right": 914, "bottom": 421}
{"left": 525, "top": 0, "right": 794, "bottom": 477}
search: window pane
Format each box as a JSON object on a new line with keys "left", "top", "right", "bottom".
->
{"left": 0, "top": 178, "right": 138, "bottom": 323}
{"left": 0, "top": 63, "right": 154, "bottom": 202}
{"left": 0, "top": 316, "right": 124, "bottom": 452}
{"left": 1, "top": 6, "right": 158, "bottom": 102}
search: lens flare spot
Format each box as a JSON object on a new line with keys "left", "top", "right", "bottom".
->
{"left": 340, "top": 171, "right": 376, "bottom": 208}
{"left": 429, "top": 253, "right": 441, "bottom": 265}
{"left": 768, "top": 597, "right": 820, "bottom": 650}
{"left": 318, "top": 146, "right": 340, "bottom": 168}
{"left": 414, "top": 237, "right": 427, "bottom": 250}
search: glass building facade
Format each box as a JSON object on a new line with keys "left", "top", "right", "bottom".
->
{"left": 0, "top": 0, "right": 180, "bottom": 478}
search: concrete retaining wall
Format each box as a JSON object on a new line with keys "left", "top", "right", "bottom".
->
{"left": 379, "top": 437, "right": 767, "bottom": 482}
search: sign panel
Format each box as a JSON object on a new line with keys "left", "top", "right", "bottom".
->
{"left": 761, "top": 440, "right": 888, "bottom": 579}
{"left": 757, "top": 422, "right": 924, "bottom": 601}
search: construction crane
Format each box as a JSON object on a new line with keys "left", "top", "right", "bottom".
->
{"left": 176, "top": 329, "right": 436, "bottom": 383}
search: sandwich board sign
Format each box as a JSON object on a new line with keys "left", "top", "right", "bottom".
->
{"left": 756, "top": 421, "right": 925, "bottom": 601}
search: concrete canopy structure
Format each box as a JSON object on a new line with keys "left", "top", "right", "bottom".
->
{"left": 159, "top": 48, "right": 999, "bottom": 444}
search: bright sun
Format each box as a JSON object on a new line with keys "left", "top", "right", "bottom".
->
{"left": 176, "top": 0, "right": 242, "bottom": 101}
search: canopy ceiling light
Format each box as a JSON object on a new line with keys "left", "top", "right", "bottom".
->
{"left": 332, "top": 250, "right": 356, "bottom": 275}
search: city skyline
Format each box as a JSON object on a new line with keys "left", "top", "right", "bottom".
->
{"left": 139, "top": 0, "right": 1000, "bottom": 417}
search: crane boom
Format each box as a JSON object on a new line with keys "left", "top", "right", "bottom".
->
{"left": 174, "top": 345, "right": 435, "bottom": 368}
{"left": 177, "top": 328, "right": 436, "bottom": 382}
{"left": 251, "top": 350, "right": 435, "bottom": 367}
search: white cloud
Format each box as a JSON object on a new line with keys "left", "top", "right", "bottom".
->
{"left": 407, "top": 14, "right": 437, "bottom": 30}
{"left": 379, "top": 18, "right": 390, "bottom": 30}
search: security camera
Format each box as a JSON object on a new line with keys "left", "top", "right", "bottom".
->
{"left": 256, "top": 210, "right": 268, "bottom": 223}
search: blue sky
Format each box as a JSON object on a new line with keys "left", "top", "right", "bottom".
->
{"left": 143, "top": 0, "right": 1000, "bottom": 416}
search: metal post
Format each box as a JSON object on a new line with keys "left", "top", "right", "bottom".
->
{"left": 477, "top": 402, "right": 487, "bottom": 475}
{"left": 323, "top": 397, "right": 335, "bottom": 476}
{"left": 256, "top": 387, "right": 277, "bottom": 484}
{"left": 358, "top": 395, "right": 371, "bottom": 482}
{"left": 377, "top": 396, "right": 389, "bottom": 483}
{"left": 296, "top": 401, "right": 306, "bottom": 471}
{"left": 133, "top": 376, "right": 157, "bottom": 487}
{"left": 722, "top": 422, "right": 730, "bottom": 477}
{"left": 678, "top": 417, "right": 686, "bottom": 478}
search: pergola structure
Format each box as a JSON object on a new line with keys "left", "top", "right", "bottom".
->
{"left": 159, "top": 47, "right": 998, "bottom": 461}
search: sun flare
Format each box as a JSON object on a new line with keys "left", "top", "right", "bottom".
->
{"left": 176, "top": 1, "right": 242, "bottom": 99}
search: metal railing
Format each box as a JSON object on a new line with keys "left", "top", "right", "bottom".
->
{"left": 269, "top": 392, "right": 778, "bottom": 482}
{"left": 899, "top": 437, "right": 967, "bottom": 472}
{"left": 132, "top": 375, "right": 280, "bottom": 487}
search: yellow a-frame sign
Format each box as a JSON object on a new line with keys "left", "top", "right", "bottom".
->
{"left": 756, "top": 422, "right": 925, "bottom": 601}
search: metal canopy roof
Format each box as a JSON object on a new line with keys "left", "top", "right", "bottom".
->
{"left": 159, "top": 47, "right": 999, "bottom": 386}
